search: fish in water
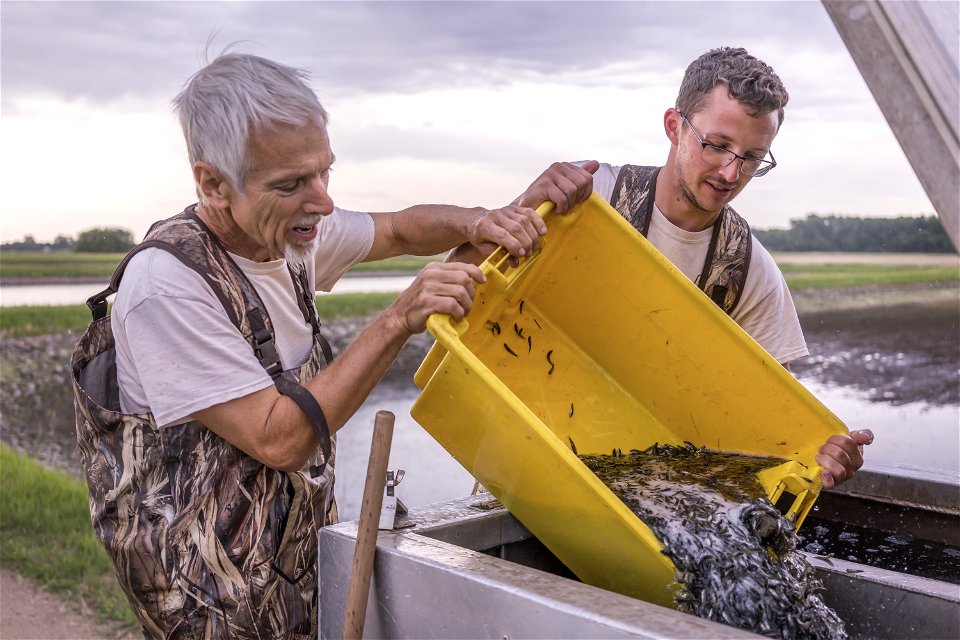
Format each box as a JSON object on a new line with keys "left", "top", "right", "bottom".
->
{"left": 580, "top": 444, "right": 846, "bottom": 640}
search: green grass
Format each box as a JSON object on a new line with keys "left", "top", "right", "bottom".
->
{"left": 315, "top": 292, "right": 398, "bottom": 319}
{"left": 0, "top": 252, "right": 125, "bottom": 279}
{"left": 3, "top": 265, "right": 953, "bottom": 338}
{"left": 0, "top": 305, "right": 94, "bottom": 338}
{"left": 1, "top": 294, "right": 399, "bottom": 338}
{"left": 347, "top": 254, "right": 440, "bottom": 272}
{"left": 0, "top": 445, "right": 138, "bottom": 628}
{"left": 0, "top": 251, "right": 439, "bottom": 280}
{"left": 778, "top": 264, "right": 959, "bottom": 290}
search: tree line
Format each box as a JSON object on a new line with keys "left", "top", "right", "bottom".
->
{"left": 753, "top": 214, "right": 954, "bottom": 253}
{"left": 2, "top": 228, "right": 135, "bottom": 253}
{"left": 1, "top": 216, "right": 955, "bottom": 254}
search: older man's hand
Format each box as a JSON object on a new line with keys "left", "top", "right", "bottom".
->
{"left": 466, "top": 204, "right": 547, "bottom": 259}
{"left": 389, "top": 261, "right": 485, "bottom": 335}
{"left": 518, "top": 160, "right": 599, "bottom": 214}
{"left": 817, "top": 429, "right": 874, "bottom": 489}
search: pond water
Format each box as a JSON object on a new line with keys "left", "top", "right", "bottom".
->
{"left": 0, "top": 275, "right": 416, "bottom": 307}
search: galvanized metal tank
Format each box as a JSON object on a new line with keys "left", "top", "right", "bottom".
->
{"left": 318, "top": 463, "right": 959, "bottom": 639}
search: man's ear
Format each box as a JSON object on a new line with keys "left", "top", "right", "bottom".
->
{"left": 663, "top": 108, "right": 683, "bottom": 146}
{"left": 194, "top": 162, "right": 232, "bottom": 208}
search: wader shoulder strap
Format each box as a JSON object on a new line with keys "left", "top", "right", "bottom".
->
{"left": 698, "top": 206, "right": 753, "bottom": 314}
{"left": 610, "top": 164, "right": 660, "bottom": 236}
{"left": 609, "top": 164, "right": 752, "bottom": 315}
{"left": 289, "top": 263, "right": 334, "bottom": 364}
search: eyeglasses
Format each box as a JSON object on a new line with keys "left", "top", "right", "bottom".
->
{"left": 678, "top": 112, "right": 777, "bottom": 177}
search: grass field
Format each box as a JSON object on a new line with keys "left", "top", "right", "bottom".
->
{"left": 779, "top": 264, "right": 958, "bottom": 290}
{"left": 0, "top": 251, "right": 437, "bottom": 280}
{"left": 0, "top": 252, "right": 127, "bottom": 279}
{"left": 0, "top": 292, "right": 401, "bottom": 338}
{"left": 0, "top": 445, "right": 138, "bottom": 628}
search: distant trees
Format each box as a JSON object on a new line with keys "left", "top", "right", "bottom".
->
{"left": 2, "top": 228, "right": 136, "bottom": 253}
{"left": 754, "top": 215, "right": 955, "bottom": 253}
{"left": 2, "top": 234, "right": 75, "bottom": 252}
{"left": 73, "top": 227, "right": 136, "bottom": 253}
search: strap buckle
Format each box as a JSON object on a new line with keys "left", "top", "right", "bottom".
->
{"left": 254, "top": 330, "right": 283, "bottom": 379}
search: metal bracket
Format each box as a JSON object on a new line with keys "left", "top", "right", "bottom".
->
{"left": 379, "top": 469, "right": 406, "bottom": 530}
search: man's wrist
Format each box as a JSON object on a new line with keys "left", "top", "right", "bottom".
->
{"left": 463, "top": 207, "right": 488, "bottom": 245}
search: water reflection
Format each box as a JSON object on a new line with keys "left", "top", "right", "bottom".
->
{"left": 797, "top": 379, "right": 959, "bottom": 474}
{"left": 333, "top": 383, "right": 474, "bottom": 522}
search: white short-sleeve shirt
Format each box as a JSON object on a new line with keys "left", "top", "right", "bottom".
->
{"left": 114, "top": 207, "right": 375, "bottom": 427}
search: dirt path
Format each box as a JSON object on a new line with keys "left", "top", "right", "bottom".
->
{"left": 0, "top": 570, "right": 126, "bottom": 639}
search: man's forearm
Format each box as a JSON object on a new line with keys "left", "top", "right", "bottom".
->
{"left": 369, "top": 205, "right": 484, "bottom": 259}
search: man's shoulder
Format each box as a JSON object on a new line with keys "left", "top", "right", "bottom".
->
{"left": 745, "top": 233, "right": 786, "bottom": 292}
{"left": 116, "top": 247, "right": 217, "bottom": 314}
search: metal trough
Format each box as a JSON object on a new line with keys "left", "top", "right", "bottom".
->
{"left": 318, "top": 463, "right": 959, "bottom": 639}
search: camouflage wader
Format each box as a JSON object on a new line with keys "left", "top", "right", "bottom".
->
{"left": 72, "top": 207, "right": 336, "bottom": 639}
{"left": 610, "top": 165, "right": 753, "bottom": 314}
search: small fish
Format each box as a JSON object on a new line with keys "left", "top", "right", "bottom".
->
{"left": 527, "top": 335, "right": 532, "bottom": 353}
{"left": 568, "top": 436, "right": 578, "bottom": 455}
{"left": 813, "top": 554, "right": 835, "bottom": 566}
{"left": 486, "top": 321, "right": 501, "bottom": 336}
{"left": 519, "top": 299, "right": 525, "bottom": 315}
{"left": 503, "top": 343, "right": 518, "bottom": 357}
{"left": 569, "top": 402, "right": 574, "bottom": 418}
{"left": 533, "top": 318, "right": 542, "bottom": 330}
{"left": 546, "top": 350, "right": 555, "bottom": 375}
{"left": 514, "top": 323, "right": 524, "bottom": 338}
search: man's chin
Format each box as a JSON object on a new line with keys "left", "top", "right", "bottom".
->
{"left": 284, "top": 241, "right": 316, "bottom": 264}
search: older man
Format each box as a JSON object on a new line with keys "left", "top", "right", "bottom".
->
{"left": 72, "top": 52, "right": 587, "bottom": 639}
{"left": 514, "top": 47, "right": 873, "bottom": 490}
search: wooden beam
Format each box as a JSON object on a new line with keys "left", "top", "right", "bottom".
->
{"left": 822, "top": 0, "right": 959, "bottom": 252}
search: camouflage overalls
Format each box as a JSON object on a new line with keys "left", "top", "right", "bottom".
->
{"left": 72, "top": 208, "right": 336, "bottom": 639}
{"left": 610, "top": 165, "right": 753, "bottom": 315}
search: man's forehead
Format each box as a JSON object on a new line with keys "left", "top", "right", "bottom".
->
{"left": 246, "top": 122, "right": 333, "bottom": 171}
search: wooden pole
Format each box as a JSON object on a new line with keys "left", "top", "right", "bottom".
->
{"left": 342, "top": 410, "right": 395, "bottom": 640}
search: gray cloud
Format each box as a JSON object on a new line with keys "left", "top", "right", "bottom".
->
{"left": 2, "top": 1, "right": 840, "bottom": 109}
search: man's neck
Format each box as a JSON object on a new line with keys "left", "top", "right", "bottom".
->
{"left": 196, "top": 203, "right": 273, "bottom": 262}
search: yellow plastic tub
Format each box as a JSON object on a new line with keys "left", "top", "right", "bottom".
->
{"left": 411, "top": 193, "right": 848, "bottom": 606}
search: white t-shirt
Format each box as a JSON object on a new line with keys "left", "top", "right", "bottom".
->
{"left": 114, "top": 207, "right": 375, "bottom": 427}
{"left": 591, "top": 162, "right": 808, "bottom": 365}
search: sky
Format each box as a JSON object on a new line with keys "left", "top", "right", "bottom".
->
{"left": 0, "top": 0, "right": 941, "bottom": 243}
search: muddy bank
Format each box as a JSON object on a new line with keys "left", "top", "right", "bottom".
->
{"left": 795, "top": 295, "right": 959, "bottom": 407}
{"left": 2, "top": 286, "right": 956, "bottom": 479}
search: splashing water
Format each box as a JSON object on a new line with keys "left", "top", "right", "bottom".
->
{"left": 581, "top": 444, "right": 847, "bottom": 640}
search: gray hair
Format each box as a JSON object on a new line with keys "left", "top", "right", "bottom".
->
{"left": 676, "top": 47, "right": 789, "bottom": 127}
{"left": 172, "top": 52, "right": 328, "bottom": 194}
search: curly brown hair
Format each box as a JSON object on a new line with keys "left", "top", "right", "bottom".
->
{"left": 676, "top": 47, "right": 789, "bottom": 127}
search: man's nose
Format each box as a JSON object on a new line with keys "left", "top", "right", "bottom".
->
{"left": 304, "top": 177, "right": 334, "bottom": 214}
{"left": 718, "top": 159, "right": 741, "bottom": 184}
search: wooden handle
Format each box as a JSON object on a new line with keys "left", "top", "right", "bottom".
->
{"left": 342, "top": 410, "right": 395, "bottom": 640}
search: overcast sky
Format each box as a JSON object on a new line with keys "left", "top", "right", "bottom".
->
{"left": 0, "top": 0, "right": 939, "bottom": 243}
